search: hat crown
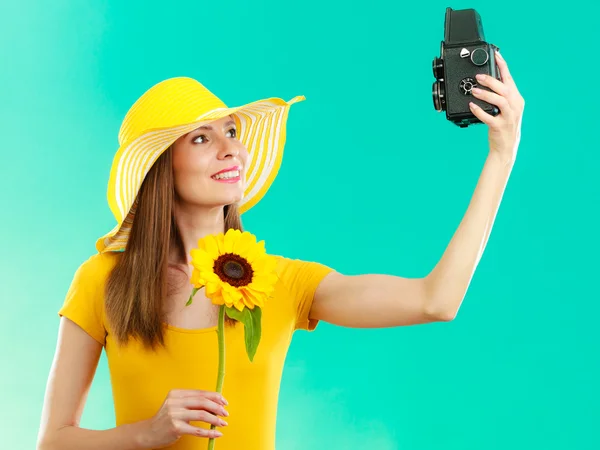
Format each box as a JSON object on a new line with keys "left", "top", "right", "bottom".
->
{"left": 118, "top": 77, "right": 227, "bottom": 146}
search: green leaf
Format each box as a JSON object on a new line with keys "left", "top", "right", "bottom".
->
{"left": 225, "top": 306, "right": 262, "bottom": 361}
{"left": 186, "top": 287, "right": 200, "bottom": 306}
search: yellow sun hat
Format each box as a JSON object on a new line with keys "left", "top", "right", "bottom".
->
{"left": 95, "top": 77, "right": 305, "bottom": 253}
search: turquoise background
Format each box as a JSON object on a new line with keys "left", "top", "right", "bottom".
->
{"left": 1, "top": 0, "right": 598, "bottom": 448}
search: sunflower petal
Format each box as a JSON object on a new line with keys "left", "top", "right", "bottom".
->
{"left": 219, "top": 287, "right": 232, "bottom": 307}
{"left": 245, "top": 241, "right": 266, "bottom": 264}
{"left": 225, "top": 229, "right": 241, "bottom": 254}
{"left": 224, "top": 230, "right": 234, "bottom": 254}
{"left": 235, "top": 231, "right": 257, "bottom": 255}
{"left": 225, "top": 282, "right": 241, "bottom": 302}
{"left": 242, "top": 287, "right": 265, "bottom": 308}
{"left": 214, "top": 232, "right": 226, "bottom": 255}
{"left": 252, "top": 255, "right": 277, "bottom": 275}
{"left": 223, "top": 283, "right": 243, "bottom": 302}
{"left": 249, "top": 256, "right": 267, "bottom": 274}
{"left": 190, "top": 249, "right": 215, "bottom": 271}
{"left": 190, "top": 268, "right": 207, "bottom": 288}
{"left": 263, "top": 255, "right": 278, "bottom": 273}
{"left": 196, "top": 237, "right": 207, "bottom": 252}
{"left": 203, "top": 235, "right": 221, "bottom": 259}
{"left": 210, "top": 292, "right": 226, "bottom": 306}
{"left": 201, "top": 270, "right": 220, "bottom": 283}
{"left": 206, "top": 281, "right": 221, "bottom": 296}
{"left": 249, "top": 276, "right": 277, "bottom": 292}
{"left": 242, "top": 295, "right": 255, "bottom": 309}
{"left": 233, "top": 298, "right": 245, "bottom": 311}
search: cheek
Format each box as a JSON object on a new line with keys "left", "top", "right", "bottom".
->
{"left": 173, "top": 152, "right": 212, "bottom": 196}
{"left": 173, "top": 148, "right": 210, "bottom": 175}
{"left": 239, "top": 146, "right": 249, "bottom": 165}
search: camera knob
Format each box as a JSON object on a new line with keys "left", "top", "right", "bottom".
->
{"left": 432, "top": 57, "right": 444, "bottom": 79}
{"left": 470, "top": 48, "right": 489, "bottom": 66}
{"left": 459, "top": 77, "right": 477, "bottom": 95}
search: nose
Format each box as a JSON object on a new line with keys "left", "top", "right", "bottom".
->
{"left": 216, "top": 135, "right": 240, "bottom": 160}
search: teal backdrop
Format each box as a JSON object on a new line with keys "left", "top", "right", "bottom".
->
{"left": 1, "top": 0, "right": 598, "bottom": 448}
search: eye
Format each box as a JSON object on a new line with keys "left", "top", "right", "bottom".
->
{"left": 226, "top": 128, "right": 237, "bottom": 139}
{"left": 193, "top": 135, "right": 208, "bottom": 144}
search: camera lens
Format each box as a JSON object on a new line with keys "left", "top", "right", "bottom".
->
{"left": 432, "top": 57, "right": 444, "bottom": 80}
{"left": 432, "top": 80, "right": 446, "bottom": 111}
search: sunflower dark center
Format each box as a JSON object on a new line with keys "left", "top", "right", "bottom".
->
{"left": 214, "top": 253, "right": 253, "bottom": 287}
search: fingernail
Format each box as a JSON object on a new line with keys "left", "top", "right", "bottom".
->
{"left": 215, "top": 431, "right": 223, "bottom": 437}
{"left": 472, "top": 87, "right": 481, "bottom": 94}
{"left": 221, "top": 397, "right": 228, "bottom": 406}
{"left": 222, "top": 409, "right": 229, "bottom": 417}
{"left": 220, "top": 419, "right": 228, "bottom": 426}
{"left": 469, "top": 102, "right": 478, "bottom": 109}
{"left": 495, "top": 50, "right": 503, "bottom": 59}
{"left": 476, "top": 74, "right": 485, "bottom": 81}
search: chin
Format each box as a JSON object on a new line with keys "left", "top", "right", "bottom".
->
{"left": 216, "top": 194, "right": 243, "bottom": 207}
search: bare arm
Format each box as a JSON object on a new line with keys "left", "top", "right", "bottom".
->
{"left": 310, "top": 152, "right": 513, "bottom": 327}
{"left": 309, "top": 52, "right": 524, "bottom": 328}
{"left": 37, "top": 317, "right": 228, "bottom": 450}
{"left": 36, "top": 317, "right": 147, "bottom": 450}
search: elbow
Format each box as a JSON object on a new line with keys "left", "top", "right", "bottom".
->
{"left": 36, "top": 439, "right": 52, "bottom": 450}
{"left": 36, "top": 428, "right": 64, "bottom": 450}
{"left": 424, "top": 302, "right": 457, "bottom": 322}
{"left": 425, "top": 309, "right": 456, "bottom": 322}
{"left": 434, "top": 308, "right": 457, "bottom": 322}
{"left": 422, "top": 277, "right": 458, "bottom": 322}
{"left": 37, "top": 434, "right": 56, "bottom": 450}
{"left": 422, "top": 287, "right": 459, "bottom": 323}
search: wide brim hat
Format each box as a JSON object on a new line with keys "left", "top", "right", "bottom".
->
{"left": 96, "top": 77, "right": 304, "bottom": 253}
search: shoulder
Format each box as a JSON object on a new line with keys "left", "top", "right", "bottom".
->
{"left": 59, "top": 252, "right": 121, "bottom": 345}
{"left": 271, "top": 254, "right": 335, "bottom": 291}
{"left": 77, "top": 250, "right": 120, "bottom": 273}
{"left": 268, "top": 255, "right": 336, "bottom": 331}
{"left": 71, "top": 251, "right": 121, "bottom": 287}
{"left": 271, "top": 254, "right": 328, "bottom": 271}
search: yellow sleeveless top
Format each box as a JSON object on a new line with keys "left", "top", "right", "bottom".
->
{"left": 58, "top": 251, "right": 333, "bottom": 449}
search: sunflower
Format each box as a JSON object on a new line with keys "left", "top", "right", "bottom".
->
{"left": 189, "top": 229, "right": 278, "bottom": 311}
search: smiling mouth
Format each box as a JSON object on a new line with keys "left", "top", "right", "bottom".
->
{"left": 211, "top": 169, "right": 241, "bottom": 181}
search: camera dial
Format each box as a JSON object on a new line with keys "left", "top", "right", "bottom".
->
{"left": 470, "top": 48, "right": 489, "bottom": 66}
{"left": 459, "top": 77, "right": 477, "bottom": 95}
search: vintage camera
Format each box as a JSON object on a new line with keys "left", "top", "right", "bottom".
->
{"left": 432, "top": 7, "right": 501, "bottom": 127}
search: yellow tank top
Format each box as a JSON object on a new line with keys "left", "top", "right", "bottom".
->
{"left": 58, "top": 251, "right": 333, "bottom": 449}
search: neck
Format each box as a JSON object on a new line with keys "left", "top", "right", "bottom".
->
{"left": 171, "top": 202, "right": 226, "bottom": 264}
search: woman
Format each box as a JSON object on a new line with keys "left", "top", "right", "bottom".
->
{"left": 37, "top": 50, "right": 524, "bottom": 450}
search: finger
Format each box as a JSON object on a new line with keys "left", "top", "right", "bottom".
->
{"left": 477, "top": 73, "right": 523, "bottom": 114}
{"left": 469, "top": 102, "right": 499, "bottom": 127}
{"left": 494, "top": 50, "right": 516, "bottom": 89}
{"left": 180, "top": 397, "right": 228, "bottom": 417}
{"left": 471, "top": 88, "right": 512, "bottom": 117}
{"left": 175, "top": 389, "right": 228, "bottom": 406}
{"left": 174, "top": 421, "right": 223, "bottom": 439}
{"left": 180, "top": 410, "right": 229, "bottom": 427}
{"left": 475, "top": 73, "right": 509, "bottom": 98}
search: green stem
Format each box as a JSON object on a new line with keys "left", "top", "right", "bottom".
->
{"left": 207, "top": 305, "right": 226, "bottom": 450}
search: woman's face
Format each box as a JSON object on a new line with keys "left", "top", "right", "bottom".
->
{"left": 172, "top": 116, "right": 248, "bottom": 208}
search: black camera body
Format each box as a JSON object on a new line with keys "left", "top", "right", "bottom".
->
{"left": 432, "top": 7, "right": 501, "bottom": 127}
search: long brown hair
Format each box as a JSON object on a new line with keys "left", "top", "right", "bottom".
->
{"left": 105, "top": 146, "right": 242, "bottom": 349}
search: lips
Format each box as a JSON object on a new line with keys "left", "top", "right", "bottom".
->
{"left": 211, "top": 166, "right": 240, "bottom": 177}
{"left": 211, "top": 166, "right": 242, "bottom": 183}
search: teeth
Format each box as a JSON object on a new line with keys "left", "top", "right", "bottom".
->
{"left": 213, "top": 170, "right": 240, "bottom": 180}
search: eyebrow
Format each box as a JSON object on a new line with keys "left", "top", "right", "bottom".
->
{"left": 193, "top": 120, "right": 236, "bottom": 132}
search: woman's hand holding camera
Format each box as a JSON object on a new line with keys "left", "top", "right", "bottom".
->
{"left": 469, "top": 50, "right": 525, "bottom": 166}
